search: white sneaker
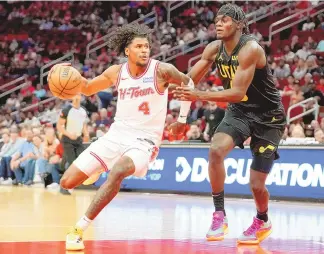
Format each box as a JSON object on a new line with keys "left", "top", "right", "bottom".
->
{"left": 0, "top": 177, "right": 4, "bottom": 183}
{"left": 2, "top": 178, "right": 12, "bottom": 185}
{"left": 33, "top": 174, "right": 42, "bottom": 183}
{"left": 47, "top": 183, "right": 60, "bottom": 189}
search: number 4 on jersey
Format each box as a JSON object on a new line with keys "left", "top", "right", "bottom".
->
{"left": 138, "top": 101, "right": 150, "bottom": 115}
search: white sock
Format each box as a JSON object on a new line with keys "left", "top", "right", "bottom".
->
{"left": 76, "top": 215, "right": 92, "bottom": 231}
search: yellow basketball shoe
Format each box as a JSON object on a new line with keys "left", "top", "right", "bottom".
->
{"left": 66, "top": 227, "right": 85, "bottom": 251}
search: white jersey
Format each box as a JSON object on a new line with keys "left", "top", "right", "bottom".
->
{"left": 108, "top": 59, "right": 168, "bottom": 145}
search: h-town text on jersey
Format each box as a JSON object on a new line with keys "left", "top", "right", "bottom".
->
{"left": 119, "top": 87, "right": 155, "bottom": 100}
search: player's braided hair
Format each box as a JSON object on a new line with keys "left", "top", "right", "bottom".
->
{"left": 217, "top": 3, "right": 250, "bottom": 34}
{"left": 109, "top": 23, "right": 153, "bottom": 56}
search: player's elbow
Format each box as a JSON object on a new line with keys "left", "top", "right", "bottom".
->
{"left": 81, "top": 86, "right": 92, "bottom": 97}
{"left": 231, "top": 90, "right": 245, "bottom": 102}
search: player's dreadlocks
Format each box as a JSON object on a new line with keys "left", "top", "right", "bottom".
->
{"left": 217, "top": 3, "right": 250, "bottom": 34}
{"left": 109, "top": 23, "right": 153, "bottom": 56}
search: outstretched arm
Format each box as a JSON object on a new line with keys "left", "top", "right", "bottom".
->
{"left": 188, "top": 41, "right": 220, "bottom": 85}
{"left": 81, "top": 65, "right": 121, "bottom": 96}
{"left": 174, "top": 41, "right": 261, "bottom": 103}
{"left": 157, "top": 62, "right": 191, "bottom": 89}
{"left": 157, "top": 63, "right": 194, "bottom": 124}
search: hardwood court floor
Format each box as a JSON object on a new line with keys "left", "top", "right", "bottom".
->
{"left": 0, "top": 186, "right": 324, "bottom": 254}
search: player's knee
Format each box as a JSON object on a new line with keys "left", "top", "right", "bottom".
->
{"left": 110, "top": 156, "right": 135, "bottom": 182}
{"left": 60, "top": 164, "right": 83, "bottom": 189}
{"left": 209, "top": 133, "right": 234, "bottom": 163}
{"left": 250, "top": 179, "right": 266, "bottom": 194}
{"left": 209, "top": 145, "right": 226, "bottom": 162}
{"left": 60, "top": 176, "right": 74, "bottom": 190}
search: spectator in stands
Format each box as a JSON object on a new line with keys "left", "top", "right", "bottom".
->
{"left": 86, "top": 123, "right": 96, "bottom": 139}
{"left": 96, "top": 108, "right": 111, "bottom": 127}
{"left": 0, "top": 128, "right": 24, "bottom": 185}
{"left": 43, "top": 127, "right": 60, "bottom": 158}
{"left": 163, "top": 114, "right": 175, "bottom": 141}
{"left": 1, "top": 113, "right": 14, "bottom": 128}
{"left": 303, "top": 73, "right": 314, "bottom": 90}
{"left": 96, "top": 124, "right": 108, "bottom": 138}
{"left": 290, "top": 35, "right": 302, "bottom": 53}
{"left": 283, "top": 45, "right": 295, "bottom": 62}
{"left": 303, "top": 80, "right": 324, "bottom": 106}
{"left": 0, "top": 133, "right": 11, "bottom": 181}
{"left": 251, "top": 28, "right": 262, "bottom": 42}
{"left": 303, "top": 80, "right": 324, "bottom": 124}
{"left": 317, "top": 13, "right": 324, "bottom": 29}
{"left": 311, "top": 120, "right": 324, "bottom": 143}
{"left": 317, "top": 40, "right": 324, "bottom": 52}
{"left": 203, "top": 102, "right": 225, "bottom": 142}
{"left": 10, "top": 129, "right": 36, "bottom": 185}
{"left": 296, "top": 42, "right": 312, "bottom": 60}
{"left": 290, "top": 80, "right": 304, "bottom": 106}
{"left": 306, "top": 55, "right": 320, "bottom": 75}
{"left": 190, "top": 101, "right": 205, "bottom": 122}
{"left": 168, "top": 97, "right": 181, "bottom": 112}
{"left": 316, "top": 76, "right": 324, "bottom": 93}
{"left": 293, "top": 58, "right": 308, "bottom": 80}
{"left": 34, "top": 127, "right": 59, "bottom": 181}
{"left": 290, "top": 123, "right": 306, "bottom": 138}
{"left": 45, "top": 142, "right": 64, "bottom": 189}
{"left": 307, "top": 36, "right": 318, "bottom": 50}
{"left": 81, "top": 96, "right": 98, "bottom": 116}
{"left": 320, "top": 118, "right": 324, "bottom": 131}
{"left": 282, "top": 75, "right": 295, "bottom": 96}
{"left": 316, "top": 56, "right": 324, "bottom": 76}
{"left": 97, "top": 88, "right": 114, "bottom": 109}
{"left": 32, "top": 133, "right": 44, "bottom": 166}
{"left": 186, "top": 123, "right": 203, "bottom": 141}
{"left": 274, "top": 59, "right": 291, "bottom": 79}
{"left": 6, "top": 93, "right": 20, "bottom": 111}
{"left": 33, "top": 83, "right": 47, "bottom": 100}
{"left": 39, "top": 17, "right": 53, "bottom": 30}
{"left": 24, "top": 111, "right": 41, "bottom": 126}
{"left": 89, "top": 112, "right": 99, "bottom": 127}
{"left": 302, "top": 17, "right": 316, "bottom": 31}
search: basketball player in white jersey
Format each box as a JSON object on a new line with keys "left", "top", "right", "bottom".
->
{"left": 58, "top": 23, "right": 194, "bottom": 251}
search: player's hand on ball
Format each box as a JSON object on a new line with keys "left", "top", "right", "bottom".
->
{"left": 168, "top": 122, "right": 187, "bottom": 140}
{"left": 48, "top": 64, "right": 82, "bottom": 100}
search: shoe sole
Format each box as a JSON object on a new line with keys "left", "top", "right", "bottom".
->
{"left": 206, "top": 226, "right": 229, "bottom": 241}
{"left": 66, "top": 243, "right": 85, "bottom": 251}
{"left": 237, "top": 229, "right": 272, "bottom": 245}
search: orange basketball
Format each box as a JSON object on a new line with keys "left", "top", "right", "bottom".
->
{"left": 48, "top": 64, "right": 83, "bottom": 100}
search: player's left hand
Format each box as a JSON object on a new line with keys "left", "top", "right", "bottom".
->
{"left": 172, "top": 86, "right": 201, "bottom": 101}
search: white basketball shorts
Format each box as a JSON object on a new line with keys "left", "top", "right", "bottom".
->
{"left": 73, "top": 133, "right": 159, "bottom": 178}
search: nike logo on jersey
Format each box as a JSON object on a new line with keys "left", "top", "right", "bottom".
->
{"left": 121, "top": 77, "right": 128, "bottom": 80}
{"left": 119, "top": 87, "right": 155, "bottom": 100}
{"left": 143, "top": 77, "right": 154, "bottom": 83}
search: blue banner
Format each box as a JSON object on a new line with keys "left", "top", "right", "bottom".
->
{"left": 94, "top": 147, "right": 324, "bottom": 199}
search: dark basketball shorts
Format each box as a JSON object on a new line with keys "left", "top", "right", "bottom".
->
{"left": 215, "top": 108, "right": 286, "bottom": 174}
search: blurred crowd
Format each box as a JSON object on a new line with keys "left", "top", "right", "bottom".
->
{"left": 0, "top": 0, "right": 323, "bottom": 158}
{"left": 0, "top": 124, "right": 64, "bottom": 188}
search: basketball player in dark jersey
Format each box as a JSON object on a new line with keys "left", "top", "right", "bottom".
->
{"left": 173, "top": 4, "right": 286, "bottom": 244}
